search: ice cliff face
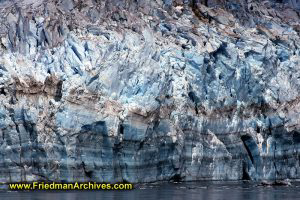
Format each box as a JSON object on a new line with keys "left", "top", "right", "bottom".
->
{"left": 0, "top": 0, "right": 300, "bottom": 183}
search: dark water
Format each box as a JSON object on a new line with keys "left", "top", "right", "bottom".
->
{"left": 1, "top": 181, "right": 300, "bottom": 200}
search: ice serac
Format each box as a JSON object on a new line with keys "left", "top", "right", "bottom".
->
{"left": 0, "top": 0, "right": 300, "bottom": 183}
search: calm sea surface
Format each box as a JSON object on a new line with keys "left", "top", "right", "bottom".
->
{"left": 1, "top": 181, "right": 300, "bottom": 200}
